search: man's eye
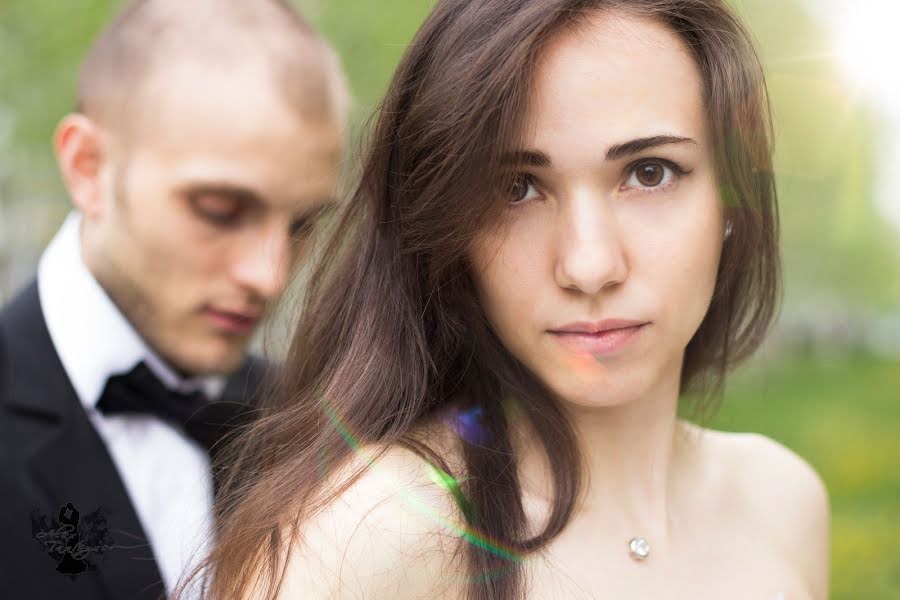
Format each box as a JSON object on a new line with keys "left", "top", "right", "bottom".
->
{"left": 509, "top": 174, "right": 541, "bottom": 206}
{"left": 289, "top": 216, "right": 313, "bottom": 238}
{"left": 192, "top": 195, "right": 241, "bottom": 224}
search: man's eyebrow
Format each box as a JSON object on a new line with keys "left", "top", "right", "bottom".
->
{"left": 605, "top": 135, "right": 697, "bottom": 161}
{"left": 177, "top": 184, "right": 339, "bottom": 220}
{"left": 177, "top": 183, "right": 264, "bottom": 205}
{"left": 295, "top": 199, "right": 338, "bottom": 221}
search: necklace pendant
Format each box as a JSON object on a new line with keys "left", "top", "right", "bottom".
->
{"left": 628, "top": 537, "right": 650, "bottom": 561}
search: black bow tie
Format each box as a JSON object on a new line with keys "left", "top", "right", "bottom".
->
{"left": 96, "top": 362, "right": 254, "bottom": 468}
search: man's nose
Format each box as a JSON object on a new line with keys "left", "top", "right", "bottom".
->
{"left": 232, "top": 226, "right": 291, "bottom": 301}
{"left": 554, "top": 192, "right": 629, "bottom": 295}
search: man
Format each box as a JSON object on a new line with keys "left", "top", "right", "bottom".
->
{"left": 0, "top": 0, "right": 346, "bottom": 597}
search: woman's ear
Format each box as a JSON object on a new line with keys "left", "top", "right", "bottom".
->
{"left": 53, "top": 113, "right": 108, "bottom": 218}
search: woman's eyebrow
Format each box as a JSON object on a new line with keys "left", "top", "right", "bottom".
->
{"left": 505, "top": 135, "right": 697, "bottom": 168}
{"left": 605, "top": 135, "right": 697, "bottom": 161}
{"left": 502, "top": 150, "right": 553, "bottom": 167}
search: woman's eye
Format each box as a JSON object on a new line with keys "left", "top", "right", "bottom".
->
{"left": 509, "top": 174, "right": 541, "bottom": 206}
{"left": 624, "top": 160, "right": 681, "bottom": 190}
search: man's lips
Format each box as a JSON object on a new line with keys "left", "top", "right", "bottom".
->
{"left": 204, "top": 307, "right": 262, "bottom": 335}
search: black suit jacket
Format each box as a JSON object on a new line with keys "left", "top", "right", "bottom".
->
{"left": 0, "top": 281, "right": 267, "bottom": 600}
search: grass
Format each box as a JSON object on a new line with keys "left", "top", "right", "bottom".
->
{"left": 707, "top": 353, "right": 900, "bottom": 599}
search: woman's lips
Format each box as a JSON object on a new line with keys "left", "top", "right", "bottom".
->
{"left": 549, "top": 323, "right": 646, "bottom": 355}
{"left": 204, "top": 308, "right": 260, "bottom": 335}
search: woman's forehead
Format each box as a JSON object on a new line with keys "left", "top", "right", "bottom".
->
{"left": 524, "top": 12, "right": 707, "bottom": 155}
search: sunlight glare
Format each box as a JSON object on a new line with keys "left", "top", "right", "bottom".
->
{"left": 835, "top": 1, "right": 900, "bottom": 104}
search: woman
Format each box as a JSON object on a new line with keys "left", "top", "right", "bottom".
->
{"left": 179, "top": 1, "right": 830, "bottom": 598}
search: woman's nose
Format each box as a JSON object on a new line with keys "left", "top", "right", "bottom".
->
{"left": 553, "top": 193, "right": 629, "bottom": 295}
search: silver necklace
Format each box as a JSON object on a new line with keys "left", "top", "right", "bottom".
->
{"left": 628, "top": 537, "right": 650, "bottom": 561}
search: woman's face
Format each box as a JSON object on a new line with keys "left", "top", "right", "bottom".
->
{"left": 468, "top": 12, "right": 725, "bottom": 410}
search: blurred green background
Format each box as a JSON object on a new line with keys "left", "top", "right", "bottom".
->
{"left": 0, "top": 1, "right": 897, "bottom": 597}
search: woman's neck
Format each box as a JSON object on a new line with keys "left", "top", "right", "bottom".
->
{"left": 515, "top": 373, "right": 702, "bottom": 549}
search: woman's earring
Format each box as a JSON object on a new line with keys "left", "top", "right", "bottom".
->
{"left": 724, "top": 220, "right": 733, "bottom": 240}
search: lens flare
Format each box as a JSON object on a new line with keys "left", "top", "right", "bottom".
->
{"left": 440, "top": 404, "right": 490, "bottom": 446}
{"left": 319, "top": 392, "right": 527, "bottom": 583}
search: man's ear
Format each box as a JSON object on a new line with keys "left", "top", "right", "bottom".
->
{"left": 53, "top": 114, "right": 109, "bottom": 217}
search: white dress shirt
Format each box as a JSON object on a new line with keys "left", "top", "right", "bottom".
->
{"left": 37, "top": 211, "right": 226, "bottom": 595}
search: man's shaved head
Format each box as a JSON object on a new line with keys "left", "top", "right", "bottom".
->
{"left": 56, "top": 0, "right": 347, "bottom": 375}
{"left": 77, "top": 0, "right": 347, "bottom": 138}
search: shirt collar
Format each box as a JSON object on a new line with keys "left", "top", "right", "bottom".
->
{"left": 37, "top": 212, "right": 227, "bottom": 412}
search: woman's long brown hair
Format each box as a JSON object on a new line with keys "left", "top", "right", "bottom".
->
{"left": 177, "top": 1, "right": 779, "bottom": 598}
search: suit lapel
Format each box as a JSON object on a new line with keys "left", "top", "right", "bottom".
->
{"left": 207, "top": 355, "right": 269, "bottom": 498}
{"left": 221, "top": 354, "right": 269, "bottom": 407}
{"left": 0, "top": 282, "right": 166, "bottom": 600}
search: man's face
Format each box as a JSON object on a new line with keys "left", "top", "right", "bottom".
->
{"left": 87, "top": 60, "right": 342, "bottom": 375}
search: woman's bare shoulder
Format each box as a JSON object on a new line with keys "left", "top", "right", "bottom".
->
{"left": 270, "top": 443, "right": 466, "bottom": 600}
{"left": 695, "top": 425, "right": 830, "bottom": 598}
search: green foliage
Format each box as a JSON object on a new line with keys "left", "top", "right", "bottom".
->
{"left": 715, "top": 355, "right": 900, "bottom": 599}
{"left": 735, "top": 0, "right": 900, "bottom": 310}
{"left": 1, "top": 0, "right": 121, "bottom": 202}
{"left": 297, "top": 0, "right": 435, "bottom": 127}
